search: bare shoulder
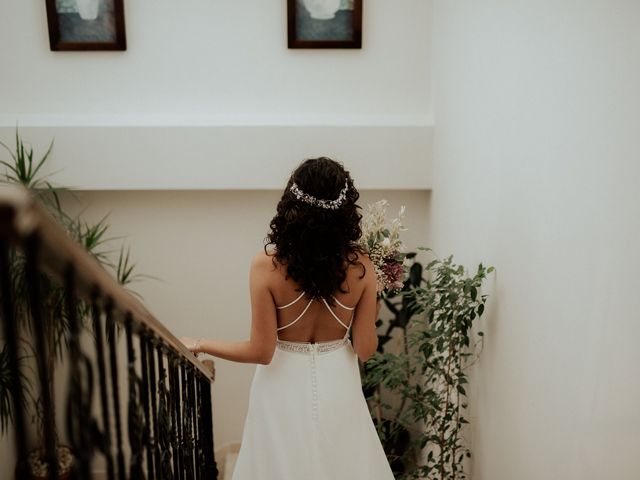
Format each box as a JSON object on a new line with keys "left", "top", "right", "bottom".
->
{"left": 251, "top": 249, "right": 278, "bottom": 271}
{"left": 349, "top": 250, "right": 373, "bottom": 268}
{"left": 347, "top": 250, "right": 375, "bottom": 281}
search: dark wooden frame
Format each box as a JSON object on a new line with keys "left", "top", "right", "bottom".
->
{"left": 45, "top": 0, "right": 127, "bottom": 51}
{"left": 287, "top": 0, "right": 362, "bottom": 49}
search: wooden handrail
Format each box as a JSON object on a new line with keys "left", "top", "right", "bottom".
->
{"left": 0, "top": 184, "right": 214, "bottom": 381}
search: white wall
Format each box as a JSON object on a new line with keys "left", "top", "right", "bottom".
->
{"left": 431, "top": 1, "right": 640, "bottom": 478}
{"left": 0, "top": 125, "right": 433, "bottom": 190}
{"left": 1, "top": 0, "right": 430, "bottom": 116}
{"left": 0, "top": 0, "right": 434, "bottom": 189}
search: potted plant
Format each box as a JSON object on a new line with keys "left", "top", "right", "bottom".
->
{"left": 360, "top": 252, "right": 423, "bottom": 475}
{"left": 363, "top": 248, "right": 494, "bottom": 479}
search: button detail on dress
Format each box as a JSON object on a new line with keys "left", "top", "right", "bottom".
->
{"left": 310, "top": 344, "right": 319, "bottom": 421}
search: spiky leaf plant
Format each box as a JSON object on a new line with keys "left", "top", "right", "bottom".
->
{"left": 0, "top": 129, "right": 154, "bottom": 476}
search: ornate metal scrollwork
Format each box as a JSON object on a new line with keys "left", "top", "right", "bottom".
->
{"left": 64, "top": 266, "right": 101, "bottom": 480}
{"left": 157, "top": 349, "right": 175, "bottom": 480}
{"left": 125, "top": 314, "right": 146, "bottom": 479}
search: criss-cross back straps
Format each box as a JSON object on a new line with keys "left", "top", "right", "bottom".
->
{"left": 275, "top": 292, "right": 355, "bottom": 332}
{"left": 275, "top": 291, "right": 306, "bottom": 310}
{"left": 320, "top": 298, "right": 353, "bottom": 330}
{"left": 330, "top": 294, "right": 356, "bottom": 311}
{"left": 276, "top": 297, "right": 314, "bottom": 331}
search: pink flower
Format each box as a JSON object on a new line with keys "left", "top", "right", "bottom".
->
{"left": 381, "top": 260, "right": 404, "bottom": 291}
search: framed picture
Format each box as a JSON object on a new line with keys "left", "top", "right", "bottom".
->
{"left": 45, "top": 0, "right": 126, "bottom": 51}
{"left": 288, "top": 0, "right": 362, "bottom": 49}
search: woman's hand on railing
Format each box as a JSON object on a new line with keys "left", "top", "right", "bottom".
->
{"left": 180, "top": 336, "right": 203, "bottom": 355}
{"left": 179, "top": 336, "right": 274, "bottom": 365}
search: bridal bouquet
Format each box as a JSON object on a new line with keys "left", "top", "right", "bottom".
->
{"left": 357, "top": 200, "right": 408, "bottom": 298}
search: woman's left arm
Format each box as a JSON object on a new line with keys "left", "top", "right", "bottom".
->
{"left": 181, "top": 252, "right": 277, "bottom": 364}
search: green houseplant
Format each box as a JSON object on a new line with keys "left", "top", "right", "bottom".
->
{"left": 363, "top": 247, "right": 494, "bottom": 479}
{"left": 361, "top": 251, "right": 424, "bottom": 474}
{"left": 0, "top": 129, "right": 153, "bottom": 478}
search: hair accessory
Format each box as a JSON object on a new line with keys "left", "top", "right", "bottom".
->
{"left": 290, "top": 179, "right": 349, "bottom": 210}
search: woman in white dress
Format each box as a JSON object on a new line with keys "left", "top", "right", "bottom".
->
{"left": 182, "top": 157, "right": 396, "bottom": 480}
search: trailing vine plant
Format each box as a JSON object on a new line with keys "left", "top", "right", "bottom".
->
{"left": 363, "top": 247, "right": 494, "bottom": 479}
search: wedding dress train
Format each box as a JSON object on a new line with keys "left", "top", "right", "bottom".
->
{"left": 230, "top": 291, "right": 395, "bottom": 480}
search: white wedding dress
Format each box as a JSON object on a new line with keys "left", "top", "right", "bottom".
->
{"left": 231, "top": 291, "right": 396, "bottom": 480}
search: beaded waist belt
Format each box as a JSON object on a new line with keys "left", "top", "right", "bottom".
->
{"left": 276, "top": 336, "right": 350, "bottom": 354}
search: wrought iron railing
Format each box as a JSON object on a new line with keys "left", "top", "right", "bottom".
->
{"left": 0, "top": 185, "right": 218, "bottom": 479}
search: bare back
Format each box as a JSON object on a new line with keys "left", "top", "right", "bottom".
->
{"left": 266, "top": 250, "right": 368, "bottom": 343}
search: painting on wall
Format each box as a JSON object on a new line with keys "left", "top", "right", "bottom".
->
{"left": 288, "top": 0, "right": 362, "bottom": 49}
{"left": 45, "top": 0, "right": 126, "bottom": 51}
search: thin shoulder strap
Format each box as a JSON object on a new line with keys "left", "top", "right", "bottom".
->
{"left": 330, "top": 294, "right": 356, "bottom": 310}
{"left": 276, "top": 291, "right": 305, "bottom": 309}
{"left": 321, "top": 297, "right": 353, "bottom": 330}
{"left": 276, "top": 298, "right": 314, "bottom": 331}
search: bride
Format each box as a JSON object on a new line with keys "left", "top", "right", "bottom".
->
{"left": 181, "top": 157, "right": 395, "bottom": 479}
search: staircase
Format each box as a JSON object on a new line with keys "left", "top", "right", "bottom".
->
{"left": 0, "top": 185, "right": 219, "bottom": 479}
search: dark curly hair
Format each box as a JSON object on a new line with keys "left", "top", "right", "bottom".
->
{"left": 264, "top": 157, "right": 367, "bottom": 306}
